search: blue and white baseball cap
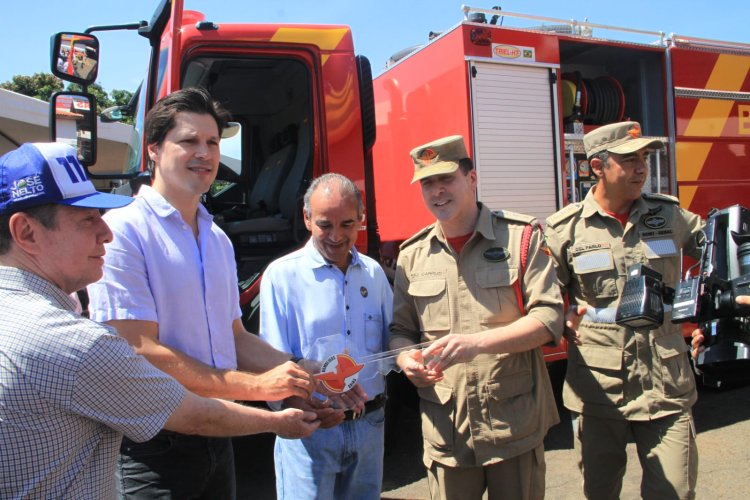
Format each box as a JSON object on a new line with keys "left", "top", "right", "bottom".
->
{"left": 0, "top": 142, "right": 133, "bottom": 215}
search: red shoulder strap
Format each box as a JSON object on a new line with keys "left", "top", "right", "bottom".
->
{"left": 513, "top": 223, "right": 540, "bottom": 315}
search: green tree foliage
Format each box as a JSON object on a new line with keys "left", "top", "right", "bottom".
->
{"left": 0, "top": 73, "right": 63, "bottom": 101}
{"left": 111, "top": 89, "right": 134, "bottom": 107}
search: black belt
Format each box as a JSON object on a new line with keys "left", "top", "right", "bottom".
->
{"left": 343, "top": 394, "right": 386, "bottom": 421}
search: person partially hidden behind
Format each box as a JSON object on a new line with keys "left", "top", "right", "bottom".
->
{"left": 0, "top": 142, "right": 319, "bottom": 499}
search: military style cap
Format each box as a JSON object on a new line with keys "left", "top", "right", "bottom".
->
{"left": 410, "top": 135, "right": 469, "bottom": 184}
{"left": 584, "top": 121, "right": 663, "bottom": 159}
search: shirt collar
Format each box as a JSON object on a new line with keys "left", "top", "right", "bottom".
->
{"left": 474, "top": 203, "right": 496, "bottom": 241}
{"left": 427, "top": 202, "right": 491, "bottom": 244}
{"left": 302, "top": 238, "right": 362, "bottom": 270}
{"left": 580, "top": 186, "right": 652, "bottom": 222}
{"left": 137, "top": 185, "right": 212, "bottom": 222}
{"left": 0, "top": 266, "right": 79, "bottom": 312}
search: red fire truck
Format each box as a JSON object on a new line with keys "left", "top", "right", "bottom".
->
{"left": 51, "top": 4, "right": 750, "bottom": 368}
{"left": 50, "top": 0, "right": 378, "bottom": 331}
{"left": 371, "top": 6, "right": 750, "bottom": 358}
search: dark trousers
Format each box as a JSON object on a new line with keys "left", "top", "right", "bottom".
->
{"left": 117, "top": 430, "right": 236, "bottom": 499}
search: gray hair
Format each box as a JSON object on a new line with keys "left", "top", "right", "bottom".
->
{"left": 303, "top": 173, "right": 364, "bottom": 219}
{"left": 590, "top": 151, "right": 610, "bottom": 180}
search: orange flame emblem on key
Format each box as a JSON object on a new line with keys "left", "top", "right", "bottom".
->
{"left": 314, "top": 353, "right": 364, "bottom": 393}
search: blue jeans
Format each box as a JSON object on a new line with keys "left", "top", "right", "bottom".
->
{"left": 274, "top": 406, "right": 385, "bottom": 500}
{"left": 117, "top": 431, "right": 235, "bottom": 499}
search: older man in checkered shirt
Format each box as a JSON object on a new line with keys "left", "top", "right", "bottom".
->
{"left": 0, "top": 143, "right": 319, "bottom": 499}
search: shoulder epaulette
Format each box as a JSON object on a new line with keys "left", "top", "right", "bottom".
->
{"left": 399, "top": 223, "right": 436, "bottom": 250}
{"left": 492, "top": 209, "right": 536, "bottom": 225}
{"left": 642, "top": 192, "right": 679, "bottom": 204}
{"left": 546, "top": 202, "right": 584, "bottom": 227}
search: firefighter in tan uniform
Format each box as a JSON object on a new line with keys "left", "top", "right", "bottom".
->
{"left": 544, "top": 121, "right": 703, "bottom": 499}
{"left": 389, "top": 135, "right": 563, "bottom": 500}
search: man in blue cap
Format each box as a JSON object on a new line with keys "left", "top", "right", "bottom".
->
{"left": 0, "top": 142, "right": 320, "bottom": 499}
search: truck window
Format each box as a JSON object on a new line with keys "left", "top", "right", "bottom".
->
{"left": 183, "top": 54, "right": 314, "bottom": 310}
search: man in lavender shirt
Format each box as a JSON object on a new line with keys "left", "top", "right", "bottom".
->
{"left": 87, "top": 88, "right": 318, "bottom": 498}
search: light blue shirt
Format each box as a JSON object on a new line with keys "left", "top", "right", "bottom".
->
{"left": 88, "top": 185, "right": 241, "bottom": 370}
{"left": 260, "top": 239, "right": 392, "bottom": 398}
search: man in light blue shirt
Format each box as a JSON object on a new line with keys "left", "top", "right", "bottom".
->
{"left": 260, "top": 173, "right": 393, "bottom": 500}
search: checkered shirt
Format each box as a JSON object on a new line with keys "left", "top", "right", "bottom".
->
{"left": 0, "top": 266, "right": 186, "bottom": 499}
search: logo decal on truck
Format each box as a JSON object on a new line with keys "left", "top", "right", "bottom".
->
{"left": 492, "top": 44, "right": 535, "bottom": 62}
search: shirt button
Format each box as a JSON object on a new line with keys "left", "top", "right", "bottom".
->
{"left": 347, "top": 330, "right": 351, "bottom": 335}
{"left": 346, "top": 305, "right": 350, "bottom": 310}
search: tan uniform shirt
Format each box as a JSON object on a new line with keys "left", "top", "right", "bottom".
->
{"left": 391, "top": 204, "right": 563, "bottom": 468}
{"left": 545, "top": 189, "right": 703, "bottom": 421}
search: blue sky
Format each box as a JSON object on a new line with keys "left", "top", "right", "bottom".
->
{"left": 3, "top": 1, "right": 749, "bottom": 93}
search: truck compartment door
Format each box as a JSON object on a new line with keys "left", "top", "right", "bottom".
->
{"left": 469, "top": 61, "right": 560, "bottom": 222}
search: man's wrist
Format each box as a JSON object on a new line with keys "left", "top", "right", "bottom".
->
{"left": 289, "top": 355, "right": 303, "bottom": 364}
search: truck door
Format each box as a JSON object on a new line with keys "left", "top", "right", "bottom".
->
{"left": 669, "top": 42, "right": 750, "bottom": 217}
{"left": 469, "top": 61, "right": 561, "bottom": 222}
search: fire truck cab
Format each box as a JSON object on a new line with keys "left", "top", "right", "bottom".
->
{"left": 49, "top": 0, "right": 377, "bottom": 331}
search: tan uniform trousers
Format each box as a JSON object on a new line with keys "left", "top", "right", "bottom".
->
{"left": 573, "top": 411, "right": 698, "bottom": 500}
{"left": 426, "top": 444, "right": 545, "bottom": 500}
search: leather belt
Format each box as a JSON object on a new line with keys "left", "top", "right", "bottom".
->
{"left": 343, "top": 393, "right": 386, "bottom": 421}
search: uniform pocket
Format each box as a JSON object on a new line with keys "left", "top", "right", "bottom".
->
{"left": 571, "top": 245, "right": 618, "bottom": 302}
{"left": 475, "top": 265, "right": 520, "bottom": 325}
{"left": 485, "top": 371, "right": 537, "bottom": 445}
{"left": 571, "top": 344, "right": 624, "bottom": 406}
{"left": 417, "top": 384, "right": 455, "bottom": 451}
{"left": 654, "top": 333, "right": 694, "bottom": 398}
{"left": 409, "top": 279, "right": 451, "bottom": 333}
{"left": 641, "top": 238, "right": 680, "bottom": 284}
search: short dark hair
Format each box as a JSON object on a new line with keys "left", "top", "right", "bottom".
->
{"left": 0, "top": 204, "right": 59, "bottom": 255}
{"left": 458, "top": 157, "right": 474, "bottom": 175}
{"left": 590, "top": 151, "right": 609, "bottom": 164}
{"left": 144, "top": 87, "right": 232, "bottom": 172}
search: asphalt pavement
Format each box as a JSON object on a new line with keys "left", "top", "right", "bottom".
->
{"left": 234, "top": 367, "right": 750, "bottom": 499}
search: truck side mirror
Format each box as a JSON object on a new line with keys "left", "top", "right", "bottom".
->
{"left": 50, "top": 32, "right": 99, "bottom": 85}
{"left": 50, "top": 91, "right": 97, "bottom": 167}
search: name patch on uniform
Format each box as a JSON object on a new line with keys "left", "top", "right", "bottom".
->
{"left": 640, "top": 229, "right": 674, "bottom": 238}
{"left": 483, "top": 247, "right": 510, "bottom": 262}
{"left": 642, "top": 238, "right": 678, "bottom": 258}
{"left": 411, "top": 270, "right": 446, "bottom": 279}
{"left": 570, "top": 242, "right": 611, "bottom": 255}
{"left": 573, "top": 250, "right": 614, "bottom": 273}
{"left": 643, "top": 215, "right": 667, "bottom": 229}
